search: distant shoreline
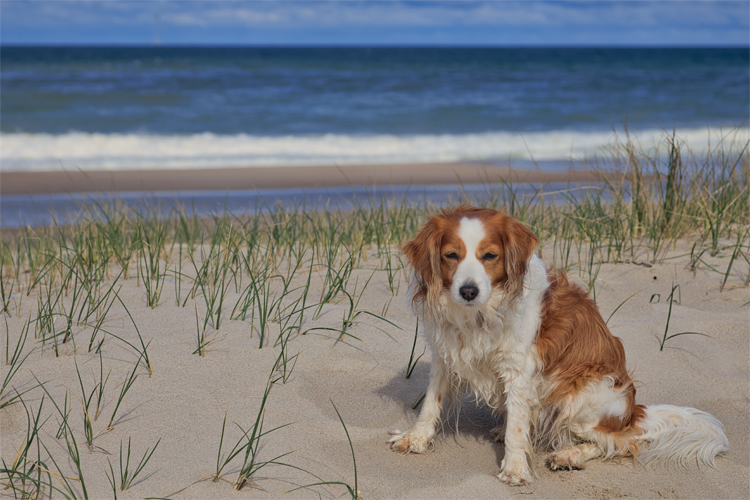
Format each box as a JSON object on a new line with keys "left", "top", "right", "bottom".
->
{"left": 0, "top": 162, "right": 606, "bottom": 196}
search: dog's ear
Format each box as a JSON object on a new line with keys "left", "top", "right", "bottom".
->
{"left": 495, "top": 213, "right": 538, "bottom": 300}
{"left": 402, "top": 215, "right": 445, "bottom": 310}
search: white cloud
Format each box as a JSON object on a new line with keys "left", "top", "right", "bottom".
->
{"left": 152, "top": 1, "right": 749, "bottom": 29}
{"left": 2, "top": 0, "right": 747, "bottom": 43}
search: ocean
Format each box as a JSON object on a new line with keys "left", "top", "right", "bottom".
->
{"left": 1, "top": 46, "right": 748, "bottom": 226}
{"left": 2, "top": 46, "right": 748, "bottom": 170}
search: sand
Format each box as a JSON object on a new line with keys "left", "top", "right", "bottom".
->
{"left": 0, "top": 162, "right": 606, "bottom": 195}
{"left": 1, "top": 236, "right": 748, "bottom": 499}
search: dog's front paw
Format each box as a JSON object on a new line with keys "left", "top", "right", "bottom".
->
{"left": 497, "top": 469, "right": 533, "bottom": 486}
{"left": 387, "top": 429, "right": 431, "bottom": 454}
{"left": 497, "top": 457, "right": 533, "bottom": 486}
{"left": 547, "top": 446, "right": 585, "bottom": 470}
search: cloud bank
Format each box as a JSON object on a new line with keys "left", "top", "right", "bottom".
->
{"left": 2, "top": 1, "right": 747, "bottom": 45}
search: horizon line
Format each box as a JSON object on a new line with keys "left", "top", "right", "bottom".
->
{"left": 2, "top": 42, "right": 748, "bottom": 49}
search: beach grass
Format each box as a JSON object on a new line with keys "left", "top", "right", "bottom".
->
{"left": 0, "top": 129, "right": 748, "bottom": 496}
{"left": 109, "top": 436, "right": 161, "bottom": 491}
{"left": 651, "top": 283, "right": 711, "bottom": 351}
{"left": 211, "top": 360, "right": 303, "bottom": 492}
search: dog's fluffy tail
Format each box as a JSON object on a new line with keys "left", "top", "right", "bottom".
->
{"left": 635, "top": 404, "right": 728, "bottom": 467}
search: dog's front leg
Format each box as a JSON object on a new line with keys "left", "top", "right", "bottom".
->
{"left": 388, "top": 361, "right": 451, "bottom": 454}
{"left": 497, "top": 369, "right": 535, "bottom": 486}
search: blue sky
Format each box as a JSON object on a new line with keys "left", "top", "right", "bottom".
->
{"left": 1, "top": 0, "right": 748, "bottom": 46}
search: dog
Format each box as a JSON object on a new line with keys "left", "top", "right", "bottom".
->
{"left": 388, "top": 206, "right": 728, "bottom": 486}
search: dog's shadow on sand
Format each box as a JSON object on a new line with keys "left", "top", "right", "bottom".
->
{"left": 376, "top": 363, "right": 506, "bottom": 468}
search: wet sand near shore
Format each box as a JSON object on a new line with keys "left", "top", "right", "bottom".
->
{"left": 1, "top": 162, "right": 607, "bottom": 195}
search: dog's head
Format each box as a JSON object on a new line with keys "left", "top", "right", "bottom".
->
{"left": 403, "top": 206, "right": 538, "bottom": 310}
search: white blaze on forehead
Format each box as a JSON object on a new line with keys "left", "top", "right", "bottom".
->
{"left": 458, "top": 217, "right": 485, "bottom": 255}
{"left": 451, "top": 217, "right": 492, "bottom": 305}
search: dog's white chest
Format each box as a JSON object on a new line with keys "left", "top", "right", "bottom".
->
{"left": 431, "top": 307, "right": 526, "bottom": 408}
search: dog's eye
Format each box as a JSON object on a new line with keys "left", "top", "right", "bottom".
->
{"left": 445, "top": 252, "right": 459, "bottom": 260}
{"left": 482, "top": 253, "right": 498, "bottom": 261}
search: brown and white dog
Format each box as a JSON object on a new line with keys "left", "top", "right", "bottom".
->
{"left": 388, "top": 206, "right": 728, "bottom": 485}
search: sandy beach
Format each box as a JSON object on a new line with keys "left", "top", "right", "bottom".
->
{"left": 2, "top": 35, "right": 748, "bottom": 500}
{"left": 1, "top": 235, "right": 747, "bottom": 499}
{"left": 0, "top": 162, "right": 606, "bottom": 196}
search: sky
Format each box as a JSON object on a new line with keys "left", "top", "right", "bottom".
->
{"left": 1, "top": 0, "right": 748, "bottom": 46}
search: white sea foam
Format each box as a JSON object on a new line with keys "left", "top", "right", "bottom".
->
{"left": 1, "top": 127, "right": 747, "bottom": 172}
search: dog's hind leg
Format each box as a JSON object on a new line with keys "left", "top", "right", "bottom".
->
{"left": 547, "top": 442, "right": 602, "bottom": 470}
{"left": 545, "top": 377, "right": 641, "bottom": 471}
{"left": 388, "top": 361, "right": 451, "bottom": 454}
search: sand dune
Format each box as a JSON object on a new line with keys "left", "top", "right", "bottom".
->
{"left": 1, "top": 239, "right": 747, "bottom": 499}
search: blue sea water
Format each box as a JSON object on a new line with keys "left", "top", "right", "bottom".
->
{"left": 1, "top": 46, "right": 748, "bottom": 226}
{"left": 1, "top": 46, "right": 747, "bottom": 170}
{"left": 3, "top": 46, "right": 748, "bottom": 135}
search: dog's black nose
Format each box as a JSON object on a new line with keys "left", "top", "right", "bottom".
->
{"left": 459, "top": 284, "right": 479, "bottom": 301}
